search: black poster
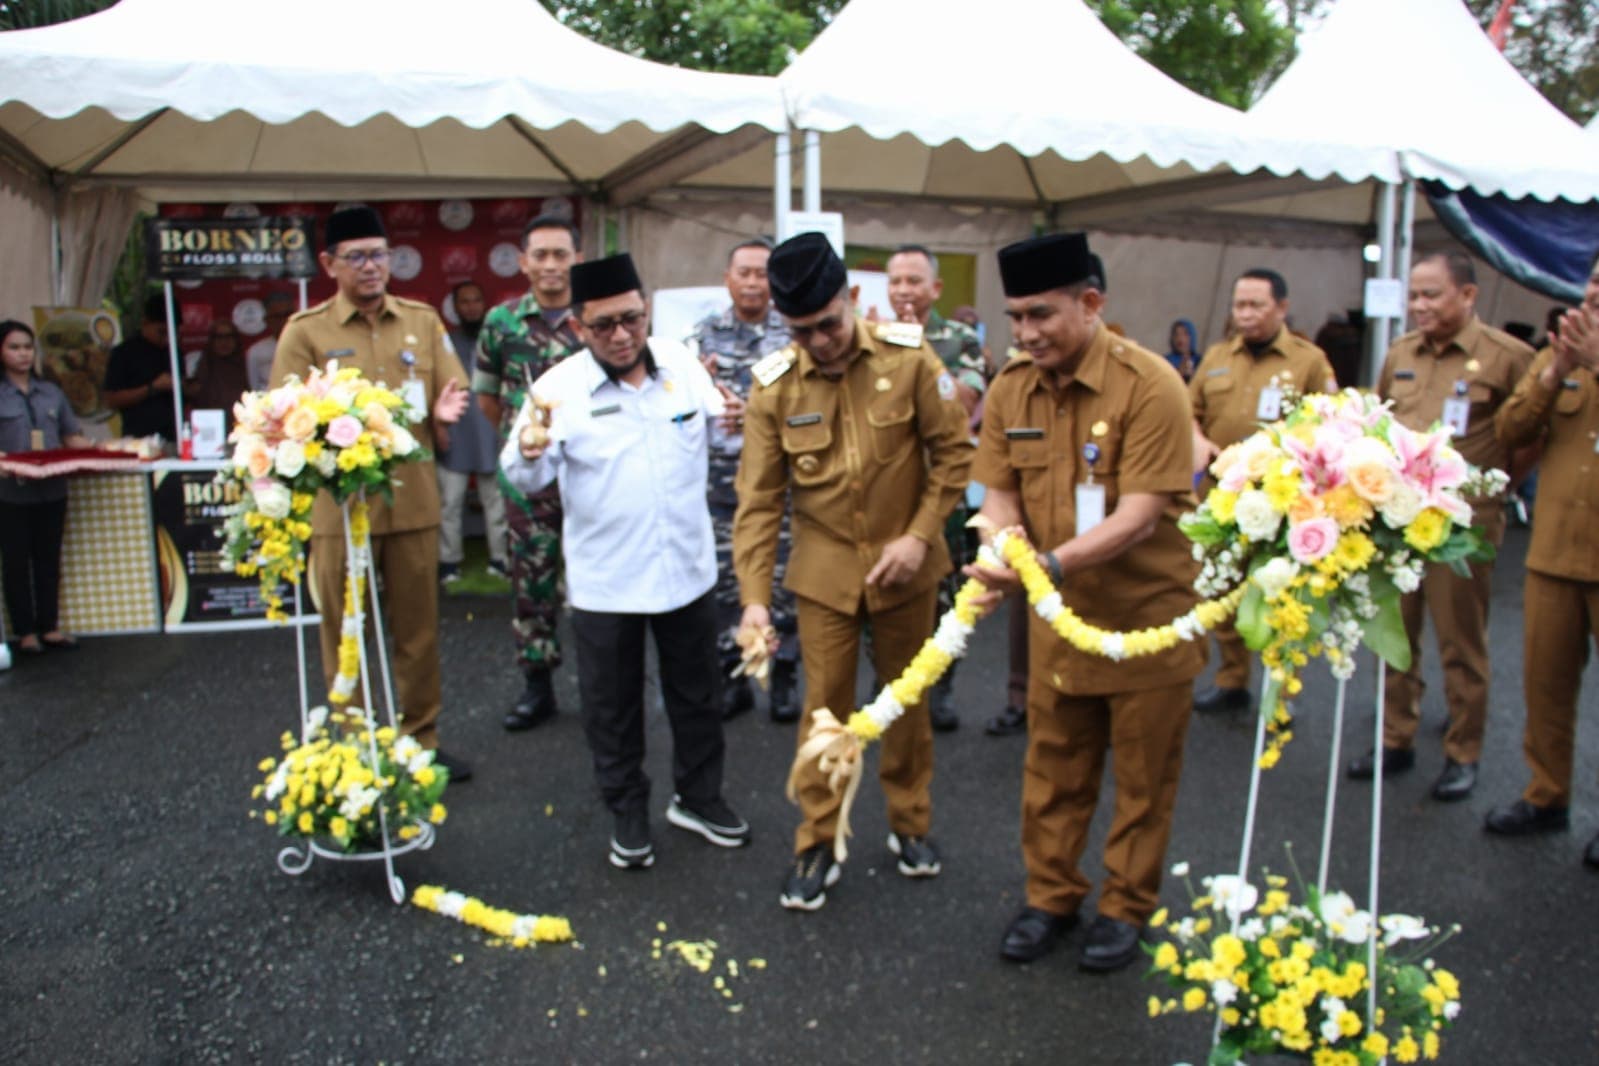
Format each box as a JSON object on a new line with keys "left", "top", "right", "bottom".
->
{"left": 146, "top": 216, "right": 318, "bottom": 281}
{"left": 151, "top": 467, "right": 289, "bottom": 628}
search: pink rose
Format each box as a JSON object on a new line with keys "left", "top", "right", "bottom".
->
{"left": 325, "top": 415, "right": 362, "bottom": 448}
{"left": 1287, "top": 517, "right": 1339, "bottom": 564}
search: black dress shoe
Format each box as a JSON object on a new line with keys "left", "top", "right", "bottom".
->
{"left": 1584, "top": 833, "right": 1599, "bottom": 870}
{"left": 1079, "top": 914, "right": 1145, "bottom": 973}
{"left": 1484, "top": 798, "right": 1569, "bottom": 836}
{"left": 928, "top": 667, "right": 960, "bottom": 732}
{"left": 503, "top": 670, "right": 557, "bottom": 731}
{"left": 432, "top": 749, "right": 473, "bottom": 783}
{"left": 1000, "top": 906, "right": 1078, "bottom": 963}
{"left": 769, "top": 661, "right": 800, "bottom": 724}
{"left": 1431, "top": 759, "right": 1477, "bottom": 802}
{"left": 1193, "top": 686, "right": 1251, "bottom": 713}
{"left": 985, "top": 704, "right": 1027, "bottom": 737}
{"left": 722, "top": 676, "right": 755, "bottom": 721}
{"left": 1346, "top": 746, "right": 1415, "bottom": 780}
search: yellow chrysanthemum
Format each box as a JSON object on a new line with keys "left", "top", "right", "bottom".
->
{"left": 1403, "top": 508, "right": 1450, "bottom": 552}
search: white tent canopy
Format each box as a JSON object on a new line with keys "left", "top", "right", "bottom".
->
{"left": 1248, "top": 0, "right": 1599, "bottom": 204}
{"left": 0, "top": 0, "right": 785, "bottom": 203}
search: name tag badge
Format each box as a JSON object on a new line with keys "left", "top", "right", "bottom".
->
{"left": 30, "top": 428, "right": 45, "bottom": 450}
{"left": 1076, "top": 482, "right": 1106, "bottom": 537}
{"left": 325, "top": 348, "right": 355, "bottom": 359}
{"left": 1441, "top": 396, "right": 1470, "bottom": 438}
{"left": 1206, "top": 367, "right": 1229, "bottom": 378}
{"left": 1256, "top": 384, "right": 1283, "bottom": 422}
{"left": 399, "top": 378, "right": 427, "bottom": 421}
{"left": 786, "top": 412, "right": 823, "bottom": 427}
{"left": 1005, "top": 427, "right": 1044, "bottom": 440}
{"left": 590, "top": 403, "right": 621, "bottom": 418}
{"left": 1394, "top": 369, "right": 1416, "bottom": 381}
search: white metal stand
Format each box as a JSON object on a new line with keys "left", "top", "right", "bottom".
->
{"left": 274, "top": 494, "right": 433, "bottom": 903}
{"left": 1211, "top": 661, "right": 1387, "bottom": 1064}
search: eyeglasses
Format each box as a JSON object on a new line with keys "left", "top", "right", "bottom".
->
{"left": 788, "top": 315, "right": 845, "bottom": 341}
{"left": 334, "top": 249, "right": 390, "bottom": 267}
{"left": 582, "top": 310, "right": 647, "bottom": 335}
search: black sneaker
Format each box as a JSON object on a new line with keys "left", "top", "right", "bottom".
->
{"left": 666, "top": 794, "right": 751, "bottom": 848}
{"left": 486, "top": 559, "right": 511, "bottom": 581}
{"left": 985, "top": 704, "right": 1027, "bottom": 736}
{"left": 769, "top": 660, "right": 800, "bottom": 724}
{"left": 722, "top": 676, "right": 755, "bottom": 721}
{"left": 431, "top": 749, "right": 473, "bottom": 783}
{"left": 438, "top": 562, "right": 461, "bottom": 586}
{"left": 779, "top": 845, "right": 840, "bottom": 911}
{"left": 929, "top": 671, "right": 960, "bottom": 732}
{"left": 503, "top": 669, "right": 557, "bottom": 732}
{"left": 609, "top": 807, "right": 654, "bottom": 870}
{"left": 887, "top": 831, "right": 941, "bottom": 877}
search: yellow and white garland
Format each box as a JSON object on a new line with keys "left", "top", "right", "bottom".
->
{"left": 411, "top": 884, "right": 574, "bottom": 947}
{"left": 789, "top": 525, "right": 1245, "bottom": 861}
{"left": 329, "top": 499, "right": 372, "bottom": 706}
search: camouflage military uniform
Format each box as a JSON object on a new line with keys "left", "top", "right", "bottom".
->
{"left": 690, "top": 305, "right": 798, "bottom": 671}
{"left": 474, "top": 294, "right": 582, "bottom": 672}
{"left": 923, "top": 310, "right": 986, "bottom": 602}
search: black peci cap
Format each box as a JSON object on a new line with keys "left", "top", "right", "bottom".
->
{"left": 768, "top": 232, "right": 848, "bottom": 318}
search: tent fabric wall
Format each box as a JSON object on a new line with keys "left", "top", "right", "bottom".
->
{"left": 0, "top": 161, "right": 55, "bottom": 320}
{"left": 56, "top": 187, "right": 138, "bottom": 309}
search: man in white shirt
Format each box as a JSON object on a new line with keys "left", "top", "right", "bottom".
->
{"left": 501, "top": 253, "right": 750, "bottom": 870}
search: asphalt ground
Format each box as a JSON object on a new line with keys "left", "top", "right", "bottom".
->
{"left": 3, "top": 523, "right": 1596, "bottom": 1065}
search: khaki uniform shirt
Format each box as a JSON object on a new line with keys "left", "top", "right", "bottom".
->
{"left": 733, "top": 319, "right": 974, "bottom": 616}
{"left": 272, "top": 291, "right": 467, "bottom": 537}
{"left": 972, "top": 325, "right": 1202, "bottom": 696}
{"left": 1496, "top": 348, "right": 1599, "bottom": 583}
{"left": 1190, "top": 328, "right": 1336, "bottom": 449}
{"left": 1377, "top": 317, "right": 1532, "bottom": 531}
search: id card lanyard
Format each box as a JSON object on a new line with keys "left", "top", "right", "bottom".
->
{"left": 1441, "top": 379, "right": 1470, "bottom": 439}
{"left": 1076, "top": 441, "right": 1106, "bottom": 536}
{"left": 399, "top": 349, "right": 426, "bottom": 421}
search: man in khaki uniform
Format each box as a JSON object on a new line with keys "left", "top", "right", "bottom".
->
{"left": 967, "top": 232, "right": 1202, "bottom": 973}
{"left": 733, "top": 232, "right": 973, "bottom": 911}
{"left": 1190, "top": 269, "right": 1336, "bottom": 714}
{"left": 1485, "top": 248, "right": 1599, "bottom": 868}
{"left": 1349, "top": 251, "right": 1534, "bottom": 802}
{"left": 272, "top": 205, "right": 472, "bottom": 779}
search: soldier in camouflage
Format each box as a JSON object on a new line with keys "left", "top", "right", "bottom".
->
{"left": 690, "top": 237, "right": 800, "bottom": 723}
{"left": 474, "top": 213, "right": 583, "bottom": 732}
{"left": 886, "top": 244, "right": 987, "bottom": 732}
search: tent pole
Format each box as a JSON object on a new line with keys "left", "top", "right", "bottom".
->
{"left": 1366, "top": 180, "right": 1398, "bottom": 382}
{"left": 774, "top": 129, "right": 792, "bottom": 240}
{"left": 1396, "top": 178, "right": 1416, "bottom": 302}
{"left": 803, "top": 130, "right": 821, "bottom": 214}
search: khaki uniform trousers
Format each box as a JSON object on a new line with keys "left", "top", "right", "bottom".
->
{"left": 791, "top": 589, "right": 937, "bottom": 855}
{"left": 1382, "top": 556, "right": 1493, "bottom": 764}
{"left": 1520, "top": 570, "right": 1599, "bottom": 808}
{"left": 310, "top": 527, "right": 443, "bottom": 748}
{"left": 1212, "top": 617, "right": 1253, "bottom": 690}
{"left": 1023, "top": 677, "right": 1192, "bottom": 924}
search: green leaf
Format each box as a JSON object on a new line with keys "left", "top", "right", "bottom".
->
{"left": 1180, "top": 512, "right": 1227, "bottom": 546}
{"left": 1362, "top": 592, "right": 1412, "bottom": 671}
{"left": 1235, "top": 582, "right": 1270, "bottom": 650}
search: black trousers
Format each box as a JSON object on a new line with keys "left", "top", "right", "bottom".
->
{"left": 0, "top": 497, "right": 68, "bottom": 638}
{"left": 570, "top": 589, "right": 726, "bottom": 815}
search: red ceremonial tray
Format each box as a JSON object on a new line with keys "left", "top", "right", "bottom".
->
{"left": 0, "top": 447, "right": 153, "bottom": 479}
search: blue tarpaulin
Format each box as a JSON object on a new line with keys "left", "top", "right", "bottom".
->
{"left": 1424, "top": 180, "right": 1599, "bottom": 304}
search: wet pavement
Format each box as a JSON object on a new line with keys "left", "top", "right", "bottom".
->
{"left": 3, "top": 524, "right": 1596, "bottom": 1064}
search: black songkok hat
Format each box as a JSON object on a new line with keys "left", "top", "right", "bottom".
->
{"left": 768, "top": 232, "right": 848, "bottom": 318}
{"left": 1090, "top": 253, "right": 1107, "bottom": 293}
{"left": 997, "top": 232, "right": 1097, "bottom": 298}
{"left": 324, "top": 205, "right": 386, "bottom": 250}
{"left": 570, "top": 253, "right": 643, "bottom": 304}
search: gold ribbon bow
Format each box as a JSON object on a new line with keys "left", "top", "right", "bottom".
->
{"left": 786, "top": 707, "right": 865, "bottom": 863}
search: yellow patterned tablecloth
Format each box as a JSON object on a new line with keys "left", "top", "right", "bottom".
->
{"left": 0, "top": 472, "right": 160, "bottom": 638}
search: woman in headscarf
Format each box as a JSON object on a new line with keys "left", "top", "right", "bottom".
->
{"left": 1165, "top": 318, "right": 1198, "bottom": 381}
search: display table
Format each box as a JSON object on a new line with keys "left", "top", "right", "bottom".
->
{"left": 1, "top": 458, "right": 316, "bottom": 637}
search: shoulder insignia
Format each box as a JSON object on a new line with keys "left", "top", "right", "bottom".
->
{"left": 751, "top": 348, "right": 796, "bottom": 388}
{"left": 288, "top": 299, "right": 331, "bottom": 322}
{"left": 874, "top": 321, "right": 924, "bottom": 348}
{"left": 998, "top": 350, "right": 1033, "bottom": 374}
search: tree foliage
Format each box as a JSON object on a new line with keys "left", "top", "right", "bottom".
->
{"left": 538, "top": 0, "right": 844, "bottom": 76}
{"left": 1085, "top": 1, "right": 1294, "bottom": 109}
{"left": 0, "top": 0, "right": 114, "bottom": 30}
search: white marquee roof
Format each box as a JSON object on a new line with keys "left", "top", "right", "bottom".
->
{"left": 1248, "top": 0, "right": 1599, "bottom": 203}
{"left": 0, "top": 0, "right": 785, "bottom": 201}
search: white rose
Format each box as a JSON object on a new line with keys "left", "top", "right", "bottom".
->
{"left": 1234, "top": 489, "right": 1282, "bottom": 542}
{"left": 388, "top": 425, "right": 418, "bottom": 457}
{"left": 1251, "top": 556, "right": 1300, "bottom": 600}
{"left": 314, "top": 449, "right": 338, "bottom": 477}
{"left": 1377, "top": 481, "right": 1424, "bottom": 528}
{"left": 274, "top": 439, "right": 307, "bottom": 478}
{"left": 253, "top": 481, "right": 292, "bottom": 519}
